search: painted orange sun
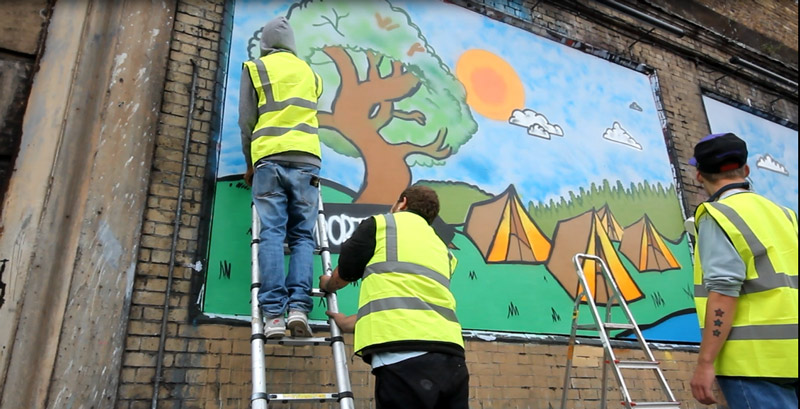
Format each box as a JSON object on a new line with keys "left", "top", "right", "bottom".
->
{"left": 456, "top": 49, "right": 525, "bottom": 121}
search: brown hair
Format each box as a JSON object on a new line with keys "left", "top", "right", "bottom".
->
{"left": 398, "top": 185, "right": 439, "bottom": 225}
{"left": 700, "top": 166, "right": 747, "bottom": 183}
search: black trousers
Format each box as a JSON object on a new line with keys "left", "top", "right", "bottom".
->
{"left": 372, "top": 352, "right": 469, "bottom": 409}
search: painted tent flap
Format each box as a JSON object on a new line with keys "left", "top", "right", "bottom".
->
{"left": 619, "top": 215, "right": 681, "bottom": 272}
{"left": 464, "top": 185, "right": 551, "bottom": 263}
{"left": 597, "top": 204, "right": 624, "bottom": 241}
{"left": 546, "top": 209, "right": 644, "bottom": 304}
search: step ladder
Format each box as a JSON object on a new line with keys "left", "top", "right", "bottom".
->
{"left": 560, "top": 253, "right": 680, "bottom": 409}
{"left": 249, "top": 190, "right": 355, "bottom": 409}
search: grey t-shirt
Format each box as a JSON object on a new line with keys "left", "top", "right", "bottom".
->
{"left": 696, "top": 189, "right": 749, "bottom": 297}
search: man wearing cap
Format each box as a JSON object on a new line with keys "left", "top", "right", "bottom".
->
{"left": 688, "top": 132, "right": 798, "bottom": 408}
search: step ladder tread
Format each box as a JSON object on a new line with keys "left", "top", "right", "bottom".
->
{"left": 269, "top": 392, "right": 339, "bottom": 403}
{"left": 614, "top": 359, "right": 661, "bottom": 369}
{"left": 616, "top": 359, "right": 659, "bottom": 363}
{"left": 265, "top": 336, "right": 331, "bottom": 346}
{"left": 603, "top": 323, "right": 635, "bottom": 329}
{"left": 626, "top": 401, "right": 681, "bottom": 407}
{"left": 576, "top": 322, "right": 635, "bottom": 330}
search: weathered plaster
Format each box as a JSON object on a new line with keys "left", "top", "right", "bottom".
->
{"left": 0, "top": 0, "right": 176, "bottom": 407}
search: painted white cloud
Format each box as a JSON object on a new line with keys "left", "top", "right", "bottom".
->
{"left": 508, "top": 109, "right": 564, "bottom": 140}
{"left": 756, "top": 154, "right": 789, "bottom": 175}
{"left": 602, "top": 121, "right": 642, "bottom": 150}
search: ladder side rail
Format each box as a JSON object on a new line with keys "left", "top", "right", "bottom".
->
{"left": 250, "top": 204, "right": 269, "bottom": 409}
{"left": 573, "top": 254, "right": 635, "bottom": 408}
{"left": 592, "top": 254, "right": 680, "bottom": 405}
{"left": 593, "top": 255, "right": 657, "bottom": 361}
{"left": 620, "top": 308, "right": 678, "bottom": 402}
{"left": 601, "top": 291, "right": 615, "bottom": 408}
{"left": 559, "top": 289, "right": 586, "bottom": 409}
{"left": 316, "top": 191, "right": 355, "bottom": 409}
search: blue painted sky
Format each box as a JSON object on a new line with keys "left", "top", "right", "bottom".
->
{"left": 703, "top": 96, "right": 798, "bottom": 211}
{"left": 219, "top": 0, "right": 677, "bottom": 206}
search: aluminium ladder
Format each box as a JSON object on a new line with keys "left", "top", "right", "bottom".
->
{"left": 560, "top": 253, "right": 680, "bottom": 409}
{"left": 249, "top": 190, "right": 355, "bottom": 409}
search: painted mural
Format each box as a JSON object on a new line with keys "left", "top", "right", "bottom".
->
{"left": 702, "top": 95, "right": 798, "bottom": 212}
{"left": 203, "top": 0, "right": 702, "bottom": 343}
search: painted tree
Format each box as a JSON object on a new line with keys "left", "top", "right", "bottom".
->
{"left": 274, "top": 0, "right": 477, "bottom": 203}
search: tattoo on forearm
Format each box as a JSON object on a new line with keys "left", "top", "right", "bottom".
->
{"left": 712, "top": 309, "right": 725, "bottom": 337}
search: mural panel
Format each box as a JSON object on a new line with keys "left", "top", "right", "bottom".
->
{"left": 203, "top": 0, "right": 702, "bottom": 342}
{"left": 702, "top": 95, "right": 798, "bottom": 212}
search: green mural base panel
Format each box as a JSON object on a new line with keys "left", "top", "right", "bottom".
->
{"left": 202, "top": 180, "right": 697, "bottom": 340}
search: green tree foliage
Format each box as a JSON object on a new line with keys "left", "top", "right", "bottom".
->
{"left": 285, "top": 0, "right": 477, "bottom": 164}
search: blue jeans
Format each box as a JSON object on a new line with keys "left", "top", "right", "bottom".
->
{"left": 252, "top": 161, "right": 319, "bottom": 317}
{"left": 717, "top": 376, "right": 798, "bottom": 409}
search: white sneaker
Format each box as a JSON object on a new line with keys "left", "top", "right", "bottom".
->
{"left": 264, "top": 315, "right": 286, "bottom": 339}
{"left": 287, "top": 310, "right": 313, "bottom": 337}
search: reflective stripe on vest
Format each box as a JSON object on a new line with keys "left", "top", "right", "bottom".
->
{"left": 357, "top": 297, "right": 459, "bottom": 323}
{"left": 693, "top": 193, "right": 798, "bottom": 377}
{"left": 244, "top": 53, "right": 321, "bottom": 164}
{"left": 363, "top": 213, "right": 452, "bottom": 289}
{"left": 694, "top": 201, "right": 799, "bottom": 298}
{"left": 354, "top": 212, "right": 463, "bottom": 355}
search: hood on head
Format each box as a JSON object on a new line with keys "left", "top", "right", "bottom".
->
{"left": 260, "top": 16, "right": 296, "bottom": 55}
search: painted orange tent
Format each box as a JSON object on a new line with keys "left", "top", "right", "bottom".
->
{"left": 464, "top": 185, "right": 551, "bottom": 263}
{"left": 546, "top": 209, "right": 644, "bottom": 304}
{"left": 596, "top": 204, "right": 624, "bottom": 241}
{"left": 619, "top": 214, "right": 681, "bottom": 272}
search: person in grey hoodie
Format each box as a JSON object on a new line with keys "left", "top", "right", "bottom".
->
{"left": 239, "top": 16, "right": 323, "bottom": 339}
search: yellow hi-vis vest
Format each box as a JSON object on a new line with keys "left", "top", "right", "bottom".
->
{"left": 243, "top": 52, "right": 323, "bottom": 165}
{"left": 694, "top": 192, "right": 799, "bottom": 378}
{"left": 353, "top": 212, "right": 464, "bottom": 356}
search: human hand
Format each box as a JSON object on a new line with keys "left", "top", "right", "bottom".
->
{"left": 325, "top": 310, "right": 356, "bottom": 333}
{"left": 325, "top": 310, "right": 344, "bottom": 323}
{"left": 690, "top": 362, "right": 717, "bottom": 405}
{"left": 319, "top": 275, "right": 331, "bottom": 293}
{"left": 244, "top": 167, "right": 254, "bottom": 186}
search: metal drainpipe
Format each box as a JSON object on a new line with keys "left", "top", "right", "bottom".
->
{"left": 151, "top": 59, "right": 198, "bottom": 409}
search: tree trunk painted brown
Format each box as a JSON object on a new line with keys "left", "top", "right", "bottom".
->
{"left": 319, "top": 46, "right": 452, "bottom": 204}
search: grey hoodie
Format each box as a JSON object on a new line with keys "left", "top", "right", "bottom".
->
{"left": 239, "top": 17, "right": 320, "bottom": 168}
{"left": 259, "top": 16, "right": 296, "bottom": 56}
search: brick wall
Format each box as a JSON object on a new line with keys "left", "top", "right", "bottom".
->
{"left": 695, "top": 0, "right": 799, "bottom": 51}
{"left": 118, "top": 0, "right": 229, "bottom": 408}
{"left": 116, "top": 0, "right": 798, "bottom": 408}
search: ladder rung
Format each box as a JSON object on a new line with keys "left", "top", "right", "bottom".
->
{"left": 311, "top": 288, "right": 326, "bottom": 297}
{"left": 576, "top": 323, "right": 635, "bottom": 331}
{"left": 269, "top": 393, "right": 339, "bottom": 403}
{"left": 625, "top": 402, "right": 681, "bottom": 408}
{"left": 266, "top": 337, "right": 331, "bottom": 346}
{"left": 603, "top": 323, "right": 635, "bottom": 330}
{"left": 611, "top": 360, "right": 660, "bottom": 369}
